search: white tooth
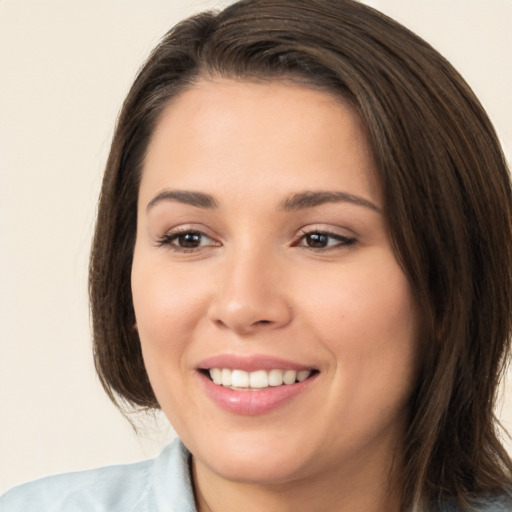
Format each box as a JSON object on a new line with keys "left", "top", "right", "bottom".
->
{"left": 221, "top": 368, "right": 232, "bottom": 387}
{"left": 249, "top": 370, "right": 269, "bottom": 389}
{"left": 231, "top": 369, "right": 249, "bottom": 388}
{"left": 210, "top": 368, "right": 222, "bottom": 385}
{"left": 297, "top": 370, "right": 311, "bottom": 382}
{"left": 268, "top": 369, "right": 284, "bottom": 386}
{"left": 283, "top": 370, "right": 297, "bottom": 385}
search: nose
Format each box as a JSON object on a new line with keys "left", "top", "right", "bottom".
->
{"left": 207, "top": 250, "right": 292, "bottom": 335}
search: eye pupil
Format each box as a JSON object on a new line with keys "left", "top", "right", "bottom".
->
{"left": 178, "top": 232, "right": 201, "bottom": 247}
{"left": 306, "top": 233, "right": 328, "bottom": 248}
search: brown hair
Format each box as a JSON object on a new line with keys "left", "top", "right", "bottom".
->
{"left": 89, "top": 0, "right": 512, "bottom": 509}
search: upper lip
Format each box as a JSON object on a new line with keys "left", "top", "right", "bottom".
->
{"left": 197, "top": 354, "right": 317, "bottom": 373}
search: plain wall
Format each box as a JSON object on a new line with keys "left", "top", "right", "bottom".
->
{"left": 1, "top": 0, "right": 511, "bottom": 493}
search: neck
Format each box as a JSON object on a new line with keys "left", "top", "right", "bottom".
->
{"left": 192, "top": 447, "right": 403, "bottom": 512}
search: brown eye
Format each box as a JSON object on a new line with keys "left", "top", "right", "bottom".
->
{"left": 298, "top": 231, "right": 357, "bottom": 250}
{"left": 157, "top": 229, "right": 219, "bottom": 251}
{"left": 174, "top": 231, "right": 203, "bottom": 248}
{"left": 305, "top": 233, "right": 330, "bottom": 248}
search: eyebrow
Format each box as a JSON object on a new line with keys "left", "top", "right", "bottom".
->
{"left": 279, "top": 191, "right": 380, "bottom": 212}
{"left": 146, "top": 189, "right": 380, "bottom": 213}
{"left": 146, "top": 190, "right": 218, "bottom": 211}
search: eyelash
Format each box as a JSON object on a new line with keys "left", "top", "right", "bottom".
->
{"left": 295, "top": 229, "right": 357, "bottom": 251}
{"left": 155, "top": 229, "right": 218, "bottom": 252}
{"left": 156, "top": 228, "right": 356, "bottom": 253}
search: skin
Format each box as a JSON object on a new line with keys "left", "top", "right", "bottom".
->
{"left": 131, "top": 78, "right": 420, "bottom": 512}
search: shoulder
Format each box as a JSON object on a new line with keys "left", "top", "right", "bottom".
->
{"left": 433, "top": 493, "right": 512, "bottom": 512}
{"left": 0, "top": 458, "right": 155, "bottom": 512}
{"left": 0, "top": 440, "right": 195, "bottom": 512}
{"left": 470, "top": 493, "right": 512, "bottom": 511}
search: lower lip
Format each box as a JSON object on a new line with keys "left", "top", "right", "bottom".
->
{"left": 198, "top": 372, "right": 317, "bottom": 415}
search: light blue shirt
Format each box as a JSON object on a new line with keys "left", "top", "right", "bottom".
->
{"left": 0, "top": 440, "right": 197, "bottom": 512}
{"left": 2, "top": 439, "right": 512, "bottom": 511}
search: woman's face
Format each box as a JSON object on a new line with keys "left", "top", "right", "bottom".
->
{"left": 132, "top": 79, "right": 419, "bottom": 487}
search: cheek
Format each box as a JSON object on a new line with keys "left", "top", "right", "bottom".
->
{"left": 302, "top": 256, "right": 417, "bottom": 345}
{"left": 322, "top": 261, "right": 419, "bottom": 427}
{"left": 131, "top": 252, "right": 208, "bottom": 361}
{"left": 300, "top": 251, "right": 419, "bottom": 397}
{"left": 130, "top": 252, "right": 213, "bottom": 418}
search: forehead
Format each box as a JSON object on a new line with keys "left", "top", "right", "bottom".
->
{"left": 141, "top": 78, "right": 380, "bottom": 206}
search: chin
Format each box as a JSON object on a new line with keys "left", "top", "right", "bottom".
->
{"left": 189, "top": 429, "right": 317, "bottom": 485}
{"left": 201, "top": 452, "right": 310, "bottom": 485}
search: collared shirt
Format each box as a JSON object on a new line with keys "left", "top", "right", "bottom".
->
{"left": 0, "top": 440, "right": 197, "bottom": 512}
{"left": 2, "top": 439, "right": 512, "bottom": 511}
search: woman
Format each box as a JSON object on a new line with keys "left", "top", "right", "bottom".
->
{"left": 2, "top": 0, "right": 512, "bottom": 510}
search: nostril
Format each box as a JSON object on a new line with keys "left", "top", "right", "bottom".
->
{"left": 214, "top": 318, "right": 228, "bottom": 329}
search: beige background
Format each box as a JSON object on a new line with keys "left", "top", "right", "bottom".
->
{"left": 1, "top": 0, "right": 511, "bottom": 493}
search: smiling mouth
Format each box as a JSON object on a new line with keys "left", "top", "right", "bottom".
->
{"left": 202, "top": 368, "right": 319, "bottom": 390}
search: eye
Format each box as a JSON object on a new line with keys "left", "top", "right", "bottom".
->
{"left": 297, "top": 230, "right": 356, "bottom": 250}
{"left": 157, "top": 229, "right": 219, "bottom": 251}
